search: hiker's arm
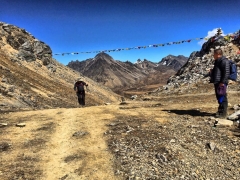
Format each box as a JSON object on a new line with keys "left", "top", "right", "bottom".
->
{"left": 73, "top": 83, "right": 77, "bottom": 91}
{"left": 84, "top": 82, "right": 88, "bottom": 87}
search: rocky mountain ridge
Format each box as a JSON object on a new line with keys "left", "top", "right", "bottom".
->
{"left": 158, "top": 55, "right": 188, "bottom": 71}
{"left": 0, "top": 22, "right": 119, "bottom": 112}
{"left": 67, "top": 53, "right": 188, "bottom": 92}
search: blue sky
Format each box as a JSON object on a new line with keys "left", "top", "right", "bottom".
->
{"left": 1, "top": 0, "right": 240, "bottom": 65}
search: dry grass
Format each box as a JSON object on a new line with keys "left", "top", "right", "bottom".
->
{"left": 0, "top": 90, "right": 240, "bottom": 179}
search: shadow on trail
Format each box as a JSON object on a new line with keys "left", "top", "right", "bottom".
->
{"left": 163, "top": 109, "right": 214, "bottom": 117}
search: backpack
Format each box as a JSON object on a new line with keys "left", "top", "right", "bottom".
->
{"left": 76, "top": 81, "right": 85, "bottom": 92}
{"left": 229, "top": 60, "right": 237, "bottom": 81}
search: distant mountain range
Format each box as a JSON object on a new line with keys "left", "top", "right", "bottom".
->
{"left": 67, "top": 53, "right": 188, "bottom": 92}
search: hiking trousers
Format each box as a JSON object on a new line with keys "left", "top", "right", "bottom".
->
{"left": 214, "top": 84, "right": 228, "bottom": 117}
{"left": 77, "top": 91, "right": 85, "bottom": 106}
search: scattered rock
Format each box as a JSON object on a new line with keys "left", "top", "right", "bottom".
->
{"left": 142, "top": 97, "right": 151, "bottom": 101}
{"left": 188, "top": 125, "right": 200, "bottom": 128}
{"left": 228, "top": 109, "right": 240, "bottom": 120}
{"left": 0, "top": 123, "right": 7, "bottom": 127}
{"left": 216, "top": 119, "right": 233, "bottom": 127}
{"left": 0, "top": 142, "right": 11, "bottom": 151}
{"left": 1, "top": 76, "right": 7, "bottom": 83}
{"left": 169, "top": 139, "right": 176, "bottom": 143}
{"left": 16, "top": 123, "right": 26, "bottom": 127}
{"left": 72, "top": 131, "right": 89, "bottom": 138}
{"left": 106, "top": 114, "right": 240, "bottom": 179}
{"left": 59, "top": 174, "right": 68, "bottom": 180}
{"left": 156, "top": 153, "right": 168, "bottom": 162}
{"left": 108, "top": 122, "right": 118, "bottom": 126}
{"left": 130, "top": 95, "right": 137, "bottom": 100}
{"left": 207, "top": 142, "right": 216, "bottom": 151}
{"left": 47, "top": 64, "right": 56, "bottom": 72}
{"left": 119, "top": 101, "right": 128, "bottom": 105}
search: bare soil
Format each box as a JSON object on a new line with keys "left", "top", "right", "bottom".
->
{"left": 1, "top": 90, "right": 240, "bottom": 180}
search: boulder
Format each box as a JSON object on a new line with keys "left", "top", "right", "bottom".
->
{"left": 18, "top": 49, "right": 36, "bottom": 62}
{"left": 216, "top": 119, "right": 233, "bottom": 127}
{"left": 33, "top": 41, "right": 52, "bottom": 59}
{"left": 42, "top": 57, "right": 51, "bottom": 65}
{"left": 20, "top": 41, "right": 33, "bottom": 51}
{"left": 227, "top": 110, "right": 240, "bottom": 120}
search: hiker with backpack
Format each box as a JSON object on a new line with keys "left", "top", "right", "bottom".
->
{"left": 74, "top": 78, "right": 88, "bottom": 107}
{"left": 209, "top": 49, "right": 234, "bottom": 118}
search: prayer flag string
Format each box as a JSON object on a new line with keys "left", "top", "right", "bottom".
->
{"left": 53, "top": 30, "right": 240, "bottom": 56}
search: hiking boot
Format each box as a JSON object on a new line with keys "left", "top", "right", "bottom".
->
{"left": 215, "top": 111, "right": 221, "bottom": 118}
{"left": 220, "top": 102, "right": 228, "bottom": 119}
{"left": 215, "top": 102, "right": 228, "bottom": 119}
{"left": 215, "top": 104, "right": 223, "bottom": 118}
{"left": 218, "top": 113, "right": 227, "bottom": 119}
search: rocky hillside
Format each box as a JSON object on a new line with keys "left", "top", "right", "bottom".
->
{"left": 154, "top": 31, "right": 240, "bottom": 95}
{"left": 158, "top": 55, "right": 188, "bottom": 71}
{"left": 0, "top": 22, "right": 119, "bottom": 112}
{"left": 67, "top": 53, "right": 187, "bottom": 92}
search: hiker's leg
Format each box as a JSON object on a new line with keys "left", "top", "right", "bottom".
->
{"left": 217, "top": 86, "right": 228, "bottom": 118}
{"left": 77, "top": 93, "right": 82, "bottom": 105}
{"left": 77, "top": 92, "right": 84, "bottom": 105}
{"left": 221, "top": 93, "right": 228, "bottom": 118}
{"left": 82, "top": 91, "right": 85, "bottom": 105}
{"left": 79, "top": 92, "right": 84, "bottom": 105}
{"left": 214, "top": 84, "right": 221, "bottom": 117}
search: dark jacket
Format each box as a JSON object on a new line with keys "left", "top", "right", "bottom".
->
{"left": 74, "top": 81, "right": 88, "bottom": 92}
{"left": 210, "top": 56, "right": 230, "bottom": 84}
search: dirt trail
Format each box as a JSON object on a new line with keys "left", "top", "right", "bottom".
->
{"left": 0, "top": 106, "right": 119, "bottom": 180}
{"left": 1, "top": 92, "right": 240, "bottom": 180}
{"left": 41, "top": 107, "right": 117, "bottom": 180}
{"left": 42, "top": 108, "right": 80, "bottom": 179}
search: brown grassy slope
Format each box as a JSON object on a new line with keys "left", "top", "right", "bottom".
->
{"left": 0, "top": 49, "right": 119, "bottom": 112}
{"left": 121, "top": 68, "right": 176, "bottom": 97}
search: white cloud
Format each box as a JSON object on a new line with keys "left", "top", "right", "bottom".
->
{"left": 198, "top": 28, "right": 225, "bottom": 46}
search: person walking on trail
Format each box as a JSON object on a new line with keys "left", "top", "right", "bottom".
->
{"left": 210, "top": 49, "right": 230, "bottom": 118}
{"left": 74, "top": 78, "right": 88, "bottom": 107}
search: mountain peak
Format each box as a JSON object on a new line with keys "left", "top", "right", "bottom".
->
{"left": 159, "top": 54, "right": 188, "bottom": 71}
{"left": 94, "top": 52, "right": 113, "bottom": 60}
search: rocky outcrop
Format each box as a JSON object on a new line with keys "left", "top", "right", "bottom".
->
{"left": 0, "top": 22, "right": 53, "bottom": 67}
{"left": 156, "top": 32, "right": 240, "bottom": 94}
